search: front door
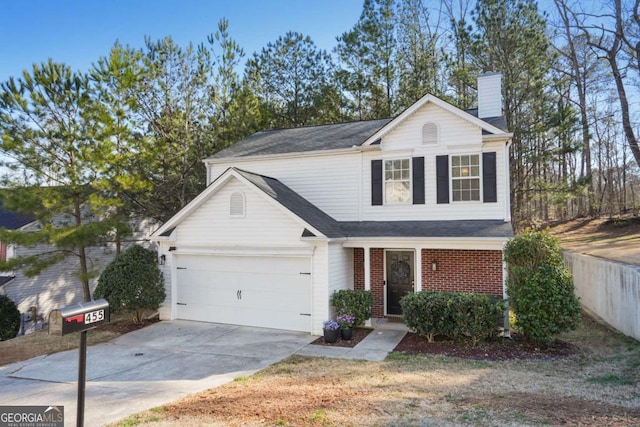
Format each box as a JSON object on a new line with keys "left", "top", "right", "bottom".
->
{"left": 386, "top": 250, "right": 415, "bottom": 315}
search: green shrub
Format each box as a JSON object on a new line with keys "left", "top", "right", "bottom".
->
{"left": 504, "top": 230, "right": 581, "bottom": 344}
{"left": 0, "top": 295, "right": 20, "bottom": 340}
{"left": 400, "top": 291, "right": 451, "bottom": 342}
{"left": 331, "top": 289, "right": 372, "bottom": 327}
{"left": 401, "top": 291, "right": 504, "bottom": 345}
{"left": 94, "top": 245, "right": 165, "bottom": 323}
{"left": 448, "top": 294, "right": 505, "bottom": 345}
{"left": 508, "top": 264, "right": 581, "bottom": 343}
{"left": 503, "top": 229, "right": 564, "bottom": 286}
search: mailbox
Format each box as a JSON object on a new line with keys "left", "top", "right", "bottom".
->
{"left": 49, "top": 299, "right": 110, "bottom": 336}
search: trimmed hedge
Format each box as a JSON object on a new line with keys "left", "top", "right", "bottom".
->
{"left": 400, "top": 291, "right": 505, "bottom": 345}
{"left": 331, "top": 289, "right": 372, "bottom": 327}
{"left": 0, "top": 295, "right": 20, "bottom": 340}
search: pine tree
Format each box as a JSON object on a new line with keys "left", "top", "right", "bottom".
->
{"left": 0, "top": 61, "right": 130, "bottom": 301}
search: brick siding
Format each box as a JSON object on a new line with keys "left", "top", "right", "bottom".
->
{"left": 352, "top": 248, "right": 504, "bottom": 318}
{"left": 421, "top": 249, "right": 503, "bottom": 297}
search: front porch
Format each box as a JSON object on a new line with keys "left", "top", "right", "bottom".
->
{"left": 349, "top": 246, "right": 506, "bottom": 319}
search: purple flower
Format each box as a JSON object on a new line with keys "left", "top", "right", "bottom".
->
{"left": 336, "top": 314, "right": 356, "bottom": 329}
{"left": 323, "top": 320, "right": 340, "bottom": 330}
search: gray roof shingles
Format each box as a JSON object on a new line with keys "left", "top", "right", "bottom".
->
{"left": 211, "top": 109, "right": 507, "bottom": 160}
{"left": 236, "top": 168, "right": 513, "bottom": 239}
{"left": 211, "top": 119, "right": 392, "bottom": 159}
{"left": 0, "top": 200, "right": 34, "bottom": 230}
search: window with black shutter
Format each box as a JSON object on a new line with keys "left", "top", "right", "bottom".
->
{"left": 483, "top": 152, "right": 497, "bottom": 203}
{"left": 371, "top": 159, "right": 383, "bottom": 205}
{"left": 436, "top": 155, "right": 449, "bottom": 204}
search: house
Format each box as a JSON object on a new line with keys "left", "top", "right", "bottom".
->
{"left": 0, "top": 200, "right": 156, "bottom": 334}
{"left": 151, "top": 72, "right": 513, "bottom": 335}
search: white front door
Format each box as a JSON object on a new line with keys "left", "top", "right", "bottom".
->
{"left": 175, "top": 254, "right": 312, "bottom": 332}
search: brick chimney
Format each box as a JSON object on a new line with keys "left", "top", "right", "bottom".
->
{"left": 477, "top": 72, "right": 503, "bottom": 118}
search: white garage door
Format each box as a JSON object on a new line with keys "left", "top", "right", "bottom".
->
{"left": 175, "top": 255, "right": 312, "bottom": 332}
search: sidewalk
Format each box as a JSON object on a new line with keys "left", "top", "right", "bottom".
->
{"left": 296, "top": 328, "right": 407, "bottom": 361}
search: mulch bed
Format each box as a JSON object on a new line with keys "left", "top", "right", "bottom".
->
{"left": 310, "top": 327, "right": 373, "bottom": 348}
{"left": 95, "top": 316, "right": 160, "bottom": 335}
{"left": 394, "top": 332, "right": 579, "bottom": 361}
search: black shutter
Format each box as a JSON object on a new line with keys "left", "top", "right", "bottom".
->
{"left": 371, "top": 159, "right": 383, "bottom": 206}
{"left": 412, "top": 157, "right": 425, "bottom": 204}
{"left": 483, "top": 152, "right": 497, "bottom": 203}
{"left": 436, "top": 155, "right": 449, "bottom": 204}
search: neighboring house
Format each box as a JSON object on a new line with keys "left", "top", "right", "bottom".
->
{"left": 0, "top": 201, "right": 157, "bottom": 334}
{"left": 151, "top": 72, "right": 514, "bottom": 335}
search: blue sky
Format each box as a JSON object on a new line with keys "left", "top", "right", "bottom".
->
{"left": 0, "top": 0, "right": 364, "bottom": 82}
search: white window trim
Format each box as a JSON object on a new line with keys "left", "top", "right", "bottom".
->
{"left": 450, "top": 153, "right": 483, "bottom": 203}
{"left": 383, "top": 157, "right": 412, "bottom": 205}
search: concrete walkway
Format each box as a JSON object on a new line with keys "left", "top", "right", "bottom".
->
{"left": 296, "top": 328, "right": 407, "bottom": 361}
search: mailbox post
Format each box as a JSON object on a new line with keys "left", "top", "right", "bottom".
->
{"left": 49, "top": 299, "right": 110, "bottom": 427}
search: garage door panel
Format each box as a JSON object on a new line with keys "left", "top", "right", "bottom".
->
{"left": 175, "top": 255, "right": 312, "bottom": 332}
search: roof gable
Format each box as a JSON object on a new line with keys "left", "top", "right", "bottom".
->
{"left": 363, "top": 94, "right": 508, "bottom": 146}
{"left": 151, "top": 168, "right": 343, "bottom": 239}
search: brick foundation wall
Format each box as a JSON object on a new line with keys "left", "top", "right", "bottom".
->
{"left": 421, "top": 249, "right": 503, "bottom": 297}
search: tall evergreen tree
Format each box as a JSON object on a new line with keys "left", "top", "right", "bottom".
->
{"left": 471, "top": 0, "right": 555, "bottom": 225}
{"left": 335, "top": 0, "right": 398, "bottom": 119}
{"left": 206, "top": 18, "right": 262, "bottom": 147}
{"left": 246, "top": 31, "right": 338, "bottom": 128}
{"left": 91, "top": 42, "right": 151, "bottom": 253}
{"left": 128, "top": 37, "right": 216, "bottom": 222}
{"left": 0, "top": 61, "right": 129, "bottom": 301}
{"left": 395, "top": 0, "right": 447, "bottom": 108}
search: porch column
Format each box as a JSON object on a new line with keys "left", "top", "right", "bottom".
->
{"left": 414, "top": 247, "right": 422, "bottom": 292}
{"left": 363, "top": 246, "right": 372, "bottom": 327}
{"left": 363, "top": 246, "right": 371, "bottom": 292}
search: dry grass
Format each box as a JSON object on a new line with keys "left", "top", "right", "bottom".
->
{"left": 112, "top": 316, "right": 640, "bottom": 427}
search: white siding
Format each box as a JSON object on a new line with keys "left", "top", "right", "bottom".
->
{"left": 207, "top": 103, "right": 509, "bottom": 223}
{"left": 208, "top": 154, "right": 363, "bottom": 221}
{"left": 478, "top": 73, "right": 503, "bottom": 119}
{"left": 176, "top": 177, "right": 309, "bottom": 248}
{"left": 382, "top": 103, "right": 481, "bottom": 150}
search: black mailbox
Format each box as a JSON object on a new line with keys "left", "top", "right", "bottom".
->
{"left": 49, "top": 299, "right": 110, "bottom": 336}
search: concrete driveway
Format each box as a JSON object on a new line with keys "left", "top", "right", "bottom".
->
{"left": 0, "top": 321, "right": 315, "bottom": 426}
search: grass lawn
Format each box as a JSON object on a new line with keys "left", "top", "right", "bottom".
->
{"left": 110, "top": 315, "right": 640, "bottom": 427}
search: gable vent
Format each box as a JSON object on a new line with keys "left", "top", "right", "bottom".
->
{"left": 422, "top": 122, "right": 438, "bottom": 145}
{"left": 230, "top": 191, "right": 245, "bottom": 217}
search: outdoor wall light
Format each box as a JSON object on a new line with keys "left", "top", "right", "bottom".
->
{"left": 432, "top": 260, "right": 437, "bottom": 271}
{"left": 159, "top": 254, "right": 166, "bottom": 265}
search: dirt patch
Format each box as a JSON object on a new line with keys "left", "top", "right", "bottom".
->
{"left": 463, "top": 392, "right": 640, "bottom": 426}
{"left": 309, "top": 327, "right": 372, "bottom": 348}
{"left": 548, "top": 216, "right": 640, "bottom": 265}
{"left": 394, "top": 332, "right": 578, "bottom": 361}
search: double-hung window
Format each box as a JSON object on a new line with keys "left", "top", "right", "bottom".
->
{"left": 451, "top": 154, "right": 480, "bottom": 201}
{"left": 384, "top": 159, "right": 411, "bottom": 204}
